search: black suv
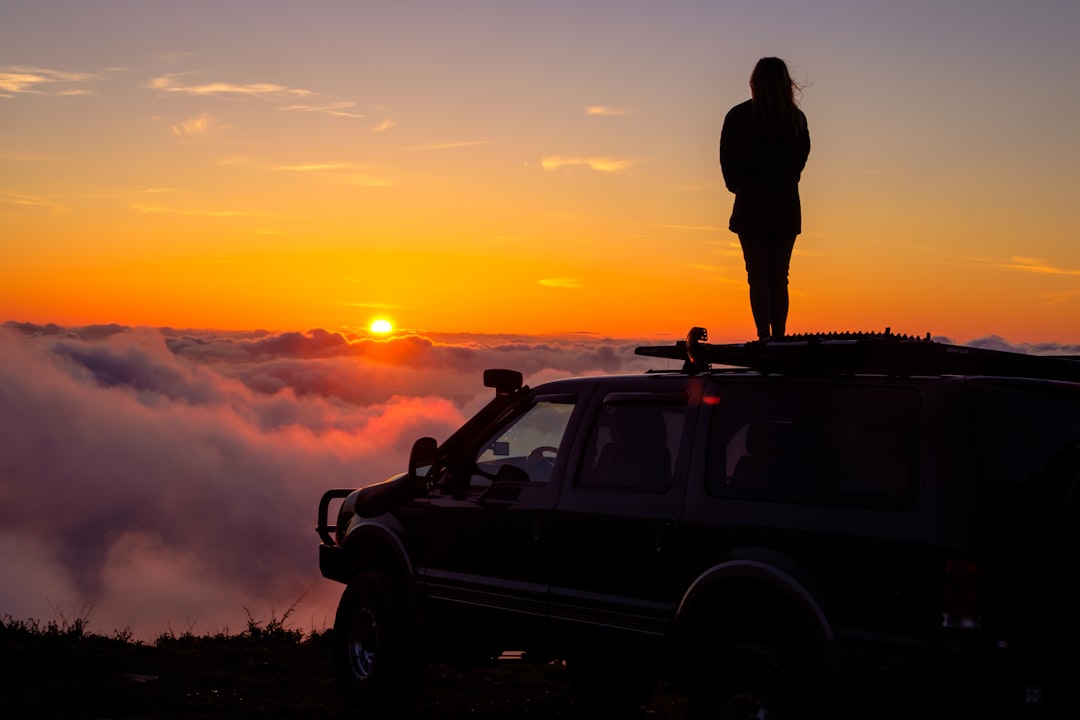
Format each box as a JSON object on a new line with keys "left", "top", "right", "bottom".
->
{"left": 317, "top": 329, "right": 1080, "bottom": 718}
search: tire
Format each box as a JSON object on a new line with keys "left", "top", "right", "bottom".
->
{"left": 687, "top": 644, "right": 816, "bottom": 720}
{"left": 332, "top": 571, "right": 422, "bottom": 712}
{"left": 565, "top": 651, "right": 659, "bottom": 718}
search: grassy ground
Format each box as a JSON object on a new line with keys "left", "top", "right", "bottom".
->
{"left": 0, "top": 615, "right": 688, "bottom": 719}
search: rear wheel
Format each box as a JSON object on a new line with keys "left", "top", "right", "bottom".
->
{"left": 687, "top": 644, "right": 816, "bottom": 720}
{"left": 332, "top": 571, "right": 422, "bottom": 712}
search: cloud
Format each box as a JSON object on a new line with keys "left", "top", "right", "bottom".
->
{"left": 0, "top": 192, "right": 70, "bottom": 215}
{"left": 147, "top": 74, "right": 313, "bottom": 99}
{"left": 539, "top": 277, "right": 583, "bottom": 289}
{"left": 170, "top": 113, "right": 213, "bottom": 138}
{"left": 270, "top": 162, "right": 392, "bottom": 187}
{"left": 278, "top": 101, "right": 365, "bottom": 118}
{"left": 273, "top": 161, "right": 358, "bottom": 172}
{"left": 407, "top": 140, "right": 489, "bottom": 151}
{"left": 585, "top": 105, "right": 631, "bottom": 116}
{"left": 0, "top": 66, "right": 100, "bottom": 96}
{"left": 961, "top": 334, "right": 1080, "bottom": 356}
{"left": 994, "top": 256, "right": 1080, "bottom": 277}
{"left": 130, "top": 204, "right": 269, "bottom": 218}
{"left": 0, "top": 323, "right": 661, "bottom": 639}
{"left": 541, "top": 156, "right": 636, "bottom": 173}
{"left": 372, "top": 119, "right": 395, "bottom": 132}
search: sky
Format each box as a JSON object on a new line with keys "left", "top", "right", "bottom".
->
{"left": 2, "top": 0, "right": 1078, "bottom": 343}
{"left": 3, "top": 1, "right": 1080, "bottom": 640}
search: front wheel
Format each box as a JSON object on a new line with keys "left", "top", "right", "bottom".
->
{"left": 686, "top": 644, "right": 816, "bottom": 720}
{"left": 332, "top": 571, "right": 422, "bottom": 712}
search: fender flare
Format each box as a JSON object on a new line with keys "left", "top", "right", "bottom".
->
{"left": 674, "top": 559, "right": 836, "bottom": 663}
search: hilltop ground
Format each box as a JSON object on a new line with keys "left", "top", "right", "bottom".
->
{"left": 0, "top": 616, "right": 687, "bottom": 719}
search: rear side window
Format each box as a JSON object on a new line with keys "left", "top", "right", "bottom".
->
{"left": 707, "top": 384, "right": 922, "bottom": 508}
{"left": 969, "top": 386, "right": 1080, "bottom": 485}
{"left": 576, "top": 393, "right": 688, "bottom": 493}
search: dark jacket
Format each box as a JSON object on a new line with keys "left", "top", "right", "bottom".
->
{"left": 719, "top": 99, "right": 810, "bottom": 236}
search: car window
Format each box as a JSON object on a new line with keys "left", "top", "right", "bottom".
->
{"left": 707, "top": 384, "right": 922, "bottom": 508}
{"left": 576, "top": 396, "right": 688, "bottom": 492}
{"left": 472, "top": 396, "right": 576, "bottom": 487}
{"left": 969, "top": 387, "right": 1080, "bottom": 485}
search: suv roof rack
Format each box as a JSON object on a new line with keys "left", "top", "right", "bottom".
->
{"left": 635, "top": 326, "right": 1080, "bottom": 383}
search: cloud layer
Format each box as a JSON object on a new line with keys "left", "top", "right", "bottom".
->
{"left": 0, "top": 323, "right": 652, "bottom": 639}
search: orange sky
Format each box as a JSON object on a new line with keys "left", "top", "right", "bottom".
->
{"left": 3, "top": 1, "right": 1079, "bottom": 344}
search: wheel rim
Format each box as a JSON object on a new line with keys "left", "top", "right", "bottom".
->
{"left": 718, "top": 692, "right": 770, "bottom": 720}
{"left": 346, "top": 607, "right": 378, "bottom": 682}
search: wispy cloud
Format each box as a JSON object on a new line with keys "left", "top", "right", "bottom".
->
{"left": 270, "top": 162, "right": 392, "bottom": 187}
{"left": 147, "top": 74, "right": 313, "bottom": 99}
{"left": 273, "top": 161, "right": 358, "bottom": 172}
{"left": 585, "top": 105, "right": 631, "bottom": 116}
{"left": 407, "top": 140, "right": 488, "bottom": 151}
{"left": 130, "top": 203, "right": 269, "bottom": 218}
{"left": 541, "top": 156, "right": 636, "bottom": 173}
{"left": 278, "top": 101, "right": 364, "bottom": 118}
{"left": 0, "top": 191, "right": 70, "bottom": 214}
{"left": 539, "top": 277, "right": 582, "bottom": 289}
{"left": 170, "top": 113, "right": 213, "bottom": 138}
{"left": 0, "top": 66, "right": 100, "bottom": 96}
{"left": 994, "top": 256, "right": 1080, "bottom": 277}
{"left": 372, "top": 118, "right": 395, "bottom": 132}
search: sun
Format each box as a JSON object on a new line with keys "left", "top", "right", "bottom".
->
{"left": 369, "top": 318, "right": 393, "bottom": 335}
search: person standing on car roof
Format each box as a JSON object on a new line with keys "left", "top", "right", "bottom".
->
{"left": 720, "top": 57, "right": 810, "bottom": 342}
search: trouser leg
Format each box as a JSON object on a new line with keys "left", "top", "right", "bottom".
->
{"left": 738, "top": 234, "right": 773, "bottom": 340}
{"left": 767, "top": 234, "right": 797, "bottom": 338}
{"left": 739, "top": 233, "right": 797, "bottom": 340}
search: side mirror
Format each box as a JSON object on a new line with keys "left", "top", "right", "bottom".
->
{"left": 408, "top": 436, "right": 438, "bottom": 483}
{"left": 483, "top": 368, "right": 523, "bottom": 396}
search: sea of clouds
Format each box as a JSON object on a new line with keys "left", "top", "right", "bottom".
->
{"left": 1, "top": 322, "right": 1077, "bottom": 640}
{"left": 0, "top": 322, "right": 658, "bottom": 640}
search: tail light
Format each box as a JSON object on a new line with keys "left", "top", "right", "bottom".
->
{"left": 942, "top": 555, "right": 982, "bottom": 629}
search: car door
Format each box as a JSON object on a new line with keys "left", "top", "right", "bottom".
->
{"left": 418, "top": 390, "right": 584, "bottom": 639}
{"left": 544, "top": 377, "right": 700, "bottom": 647}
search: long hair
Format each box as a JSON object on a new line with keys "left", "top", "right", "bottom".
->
{"left": 749, "top": 57, "right": 804, "bottom": 139}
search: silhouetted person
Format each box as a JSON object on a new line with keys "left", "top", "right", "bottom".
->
{"left": 720, "top": 57, "right": 810, "bottom": 341}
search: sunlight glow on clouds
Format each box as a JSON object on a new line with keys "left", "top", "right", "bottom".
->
{"left": 541, "top": 156, "right": 636, "bottom": 173}
{"left": 278, "top": 101, "right": 365, "bottom": 118}
{"left": 147, "top": 75, "right": 313, "bottom": 98}
{"left": 407, "top": 140, "right": 489, "bottom": 151}
{"left": 0, "top": 192, "right": 69, "bottom": 214}
{"left": 0, "top": 65, "right": 99, "bottom": 95}
{"left": 273, "top": 161, "right": 358, "bottom": 172}
{"left": 170, "top": 113, "right": 213, "bottom": 138}
{"left": 539, "top": 277, "right": 583, "bottom": 289}
{"left": 997, "top": 257, "right": 1080, "bottom": 277}
{"left": 0, "top": 323, "right": 656, "bottom": 639}
{"left": 585, "top": 105, "right": 631, "bottom": 116}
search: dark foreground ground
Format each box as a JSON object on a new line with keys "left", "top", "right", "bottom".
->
{"left": 0, "top": 620, "right": 688, "bottom": 719}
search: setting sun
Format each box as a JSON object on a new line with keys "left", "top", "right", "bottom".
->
{"left": 370, "top": 319, "right": 393, "bottom": 335}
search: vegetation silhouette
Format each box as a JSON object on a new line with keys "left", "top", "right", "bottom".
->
{"left": 0, "top": 608, "right": 687, "bottom": 718}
